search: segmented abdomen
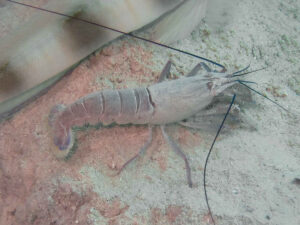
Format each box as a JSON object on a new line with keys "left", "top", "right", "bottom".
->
{"left": 58, "top": 87, "right": 155, "bottom": 128}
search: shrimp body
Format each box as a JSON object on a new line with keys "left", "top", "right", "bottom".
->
{"left": 50, "top": 66, "right": 235, "bottom": 151}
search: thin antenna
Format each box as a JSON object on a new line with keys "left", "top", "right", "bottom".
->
{"left": 232, "top": 64, "right": 250, "bottom": 75}
{"left": 234, "top": 80, "right": 257, "bottom": 85}
{"left": 238, "top": 81, "right": 290, "bottom": 113}
{"left": 203, "top": 94, "right": 236, "bottom": 225}
{"left": 232, "top": 67, "right": 267, "bottom": 77}
{"left": 7, "top": 0, "right": 225, "bottom": 69}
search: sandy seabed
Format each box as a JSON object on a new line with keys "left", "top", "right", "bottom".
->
{"left": 0, "top": 0, "right": 299, "bottom": 224}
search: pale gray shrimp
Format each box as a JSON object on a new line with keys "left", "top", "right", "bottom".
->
{"left": 49, "top": 61, "right": 259, "bottom": 187}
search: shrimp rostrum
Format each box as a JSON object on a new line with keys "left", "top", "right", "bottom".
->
{"left": 49, "top": 61, "right": 263, "bottom": 187}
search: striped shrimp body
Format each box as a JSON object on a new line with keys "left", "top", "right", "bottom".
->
{"left": 49, "top": 62, "right": 236, "bottom": 152}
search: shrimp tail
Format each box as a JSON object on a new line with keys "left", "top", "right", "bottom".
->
{"left": 49, "top": 104, "right": 75, "bottom": 156}
{"left": 48, "top": 104, "right": 65, "bottom": 127}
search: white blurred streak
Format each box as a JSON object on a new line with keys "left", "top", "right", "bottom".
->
{"left": 153, "top": 0, "right": 208, "bottom": 44}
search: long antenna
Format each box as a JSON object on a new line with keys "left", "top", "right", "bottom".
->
{"left": 203, "top": 94, "right": 236, "bottom": 225}
{"left": 7, "top": 0, "right": 225, "bottom": 69}
{"left": 238, "top": 81, "right": 290, "bottom": 112}
{"left": 232, "top": 67, "right": 267, "bottom": 77}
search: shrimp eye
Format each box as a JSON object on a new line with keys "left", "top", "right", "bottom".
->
{"left": 207, "top": 82, "right": 213, "bottom": 90}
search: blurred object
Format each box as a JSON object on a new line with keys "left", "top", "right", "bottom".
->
{"left": 0, "top": 0, "right": 6, "bottom": 7}
{"left": 152, "top": 0, "right": 207, "bottom": 44}
{"left": 205, "top": 0, "right": 238, "bottom": 32}
{"left": 0, "top": 0, "right": 207, "bottom": 121}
